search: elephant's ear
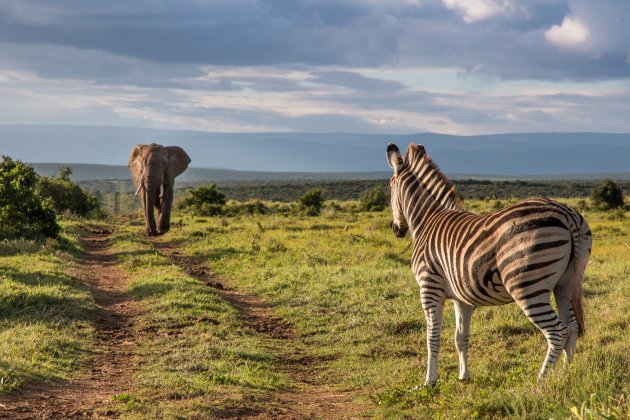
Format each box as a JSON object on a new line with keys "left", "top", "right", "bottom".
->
{"left": 165, "top": 146, "right": 191, "bottom": 179}
{"left": 128, "top": 144, "right": 144, "bottom": 189}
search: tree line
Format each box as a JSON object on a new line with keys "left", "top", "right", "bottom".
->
{"left": 1, "top": 156, "right": 625, "bottom": 240}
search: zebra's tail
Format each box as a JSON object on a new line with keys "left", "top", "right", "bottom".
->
{"left": 570, "top": 212, "right": 591, "bottom": 336}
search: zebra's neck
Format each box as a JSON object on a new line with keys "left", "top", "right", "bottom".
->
{"left": 401, "top": 154, "right": 462, "bottom": 240}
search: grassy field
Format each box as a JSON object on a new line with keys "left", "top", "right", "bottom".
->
{"left": 1, "top": 198, "right": 628, "bottom": 418}
{"left": 0, "top": 223, "right": 97, "bottom": 392}
{"left": 162, "top": 200, "right": 629, "bottom": 418}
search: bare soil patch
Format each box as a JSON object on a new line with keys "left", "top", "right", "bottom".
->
{"left": 0, "top": 229, "right": 138, "bottom": 419}
{"left": 152, "top": 239, "right": 367, "bottom": 419}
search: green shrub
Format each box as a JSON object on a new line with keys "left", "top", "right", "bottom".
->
{"left": 590, "top": 179, "right": 625, "bottom": 210}
{"left": 296, "top": 188, "right": 324, "bottom": 216}
{"left": 183, "top": 184, "right": 227, "bottom": 216}
{"left": 359, "top": 185, "right": 389, "bottom": 211}
{"left": 0, "top": 156, "right": 59, "bottom": 239}
{"left": 37, "top": 167, "right": 104, "bottom": 218}
{"left": 224, "top": 200, "right": 268, "bottom": 216}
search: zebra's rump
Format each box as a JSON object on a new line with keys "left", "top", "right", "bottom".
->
{"left": 427, "top": 198, "right": 578, "bottom": 307}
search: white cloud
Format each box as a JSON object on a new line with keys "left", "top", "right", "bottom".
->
{"left": 545, "top": 16, "right": 589, "bottom": 49}
{"left": 442, "top": 0, "right": 522, "bottom": 23}
{"left": 545, "top": 0, "right": 630, "bottom": 57}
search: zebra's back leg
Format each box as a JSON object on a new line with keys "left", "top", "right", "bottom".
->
{"left": 516, "top": 291, "right": 570, "bottom": 380}
{"left": 453, "top": 300, "right": 473, "bottom": 381}
{"left": 553, "top": 267, "right": 579, "bottom": 363}
{"left": 421, "top": 295, "right": 445, "bottom": 386}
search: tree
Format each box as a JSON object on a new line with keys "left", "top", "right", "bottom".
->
{"left": 297, "top": 188, "right": 324, "bottom": 216}
{"left": 359, "top": 185, "right": 389, "bottom": 211}
{"left": 183, "top": 184, "right": 226, "bottom": 215}
{"left": 0, "top": 156, "right": 60, "bottom": 239}
{"left": 37, "top": 167, "right": 104, "bottom": 218}
{"left": 590, "top": 179, "right": 625, "bottom": 210}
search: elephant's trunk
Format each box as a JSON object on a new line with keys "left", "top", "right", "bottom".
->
{"left": 144, "top": 180, "right": 159, "bottom": 236}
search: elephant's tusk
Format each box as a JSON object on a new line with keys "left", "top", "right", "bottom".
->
{"left": 135, "top": 184, "right": 143, "bottom": 196}
{"left": 159, "top": 184, "right": 164, "bottom": 198}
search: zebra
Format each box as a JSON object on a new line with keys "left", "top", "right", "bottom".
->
{"left": 386, "top": 143, "right": 591, "bottom": 385}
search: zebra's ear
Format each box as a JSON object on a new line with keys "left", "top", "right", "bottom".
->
{"left": 386, "top": 143, "right": 404, "bottom": 175}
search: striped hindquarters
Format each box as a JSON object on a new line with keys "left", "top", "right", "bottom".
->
{"left": 417, "top": 198, "right": 582, "bottom": 308}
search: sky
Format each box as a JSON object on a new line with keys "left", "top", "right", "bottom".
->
{"left": 0, "top": 0, "right": 629, "bottom": 135}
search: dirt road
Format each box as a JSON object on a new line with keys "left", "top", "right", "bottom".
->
{"left": 0, "top": 229, "right": 138, "bottom": 419}
{"left": 1, "top": 228, "right": 364, "bottom": 418}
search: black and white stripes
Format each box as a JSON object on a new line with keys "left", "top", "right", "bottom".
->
{"left": 386, "top": 143, "right": 591, "bottom": 385}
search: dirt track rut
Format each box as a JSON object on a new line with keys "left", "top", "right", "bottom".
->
{"left": 0, "top": 229, "right": 138, "bottom": 419}
{"left": 152, "top": 239, "right": 365, "bottom": 419}
{"left": 1, "top": 229, "right": 364, "bottom": 418}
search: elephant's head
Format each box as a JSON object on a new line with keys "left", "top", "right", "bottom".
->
{"left": 128, "top": 143, "right": 191, "bottom": 236}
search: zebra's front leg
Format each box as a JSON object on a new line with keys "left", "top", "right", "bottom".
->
{"left": 422, "top": 296, "right": 445, "bottom": 386}
{"left": 453, "top": 300, "right": 473, "bottom": 381}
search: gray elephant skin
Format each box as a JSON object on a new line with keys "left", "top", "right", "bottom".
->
{"left": 128, "top": 143, "right": 191, "bottom": 236}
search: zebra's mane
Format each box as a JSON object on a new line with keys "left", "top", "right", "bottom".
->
{"left": 405, "top": 145, "right": 463, "bottom": 210}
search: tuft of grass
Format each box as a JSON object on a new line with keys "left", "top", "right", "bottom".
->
{"left": 570, "top": 394, "right": 629, "bottom": 420}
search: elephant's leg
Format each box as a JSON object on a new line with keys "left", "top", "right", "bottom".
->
{"left": 158, "top": 185, "right": 174, "bottom": 234}
{"left": 138, "top": 188, "right": 154, "bottom": 236}
{"left": 144, "top": 184, "right": 159, "bottom": 236}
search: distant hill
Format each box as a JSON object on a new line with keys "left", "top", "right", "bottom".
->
{"left": 30, "top": 163, "right": 392, "bottom": 182}
{"left": 2, "top": 124, "right": 629, "bottom": 175}
{"left": 29, "top": 162, "right": 630, "bottom": 182}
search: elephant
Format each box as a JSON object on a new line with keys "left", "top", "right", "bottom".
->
{"left": 128, "top": 143, "right": 191, "bottom": 236}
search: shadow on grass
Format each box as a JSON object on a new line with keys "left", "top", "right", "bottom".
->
{"left": 0, "top": 241, "right": 43, "bottom": 257}
{"left": 0, "top": 235, "right": 81, "bottom": 257}
{"left": 386, "top": 319, "right": 425, "bottom": 335}
{"left": 493, "top": 324, "right": 535, "bottom": 337}
{"left": 0, "top": 268, "right": 100, "bottom": 324}
{"left": 383, "top": 252, "right": 408, "bottom": 265}
{"left": 129, "top": 282, "right": 176, "bottom": 300}
{"left": 55, "top": 236, "right": 82, "bottom": 255}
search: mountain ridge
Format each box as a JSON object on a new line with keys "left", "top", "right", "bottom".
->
{"left": 1, "top": 124, "right": 628, "bottom": 175}
{"left": 29, "top": 163, "right": 630, "bottom": 182}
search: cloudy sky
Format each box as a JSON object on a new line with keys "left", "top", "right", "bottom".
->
{"left": 0, "top": 0, "right": 629, "bottom": 135}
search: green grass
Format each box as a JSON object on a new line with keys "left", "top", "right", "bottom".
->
{"left": 1, "top": 199, "right": 628, "bottom": 418}
{"left": 0, "top": 222, "right": 98, "bottom": 393}
{"left": 107, "top": 224, "right": 286, "bottom": 418}
{"left": 165, "top": 199, "right": 629, "bottom": 418}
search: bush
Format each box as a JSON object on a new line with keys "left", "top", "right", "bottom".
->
{"left": 224, "top": 200, "right": 268, "bottom": 216}
{"left": 359, "top": 185, "right": 389, "bottom": 211}
{"left": 590, "top": 179, "right": 625, "bottom": 210}
{"left": 296, "top": 188, "right": 324, "bottom": 216}
{"left": 37, "top": 167, "right": 104, "bottom": 218}
{"left": 183, "top": 184, "right": 227, "bottom": 216}
{"left": 0, "top": 156, "right": 60, "bottom": 239}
